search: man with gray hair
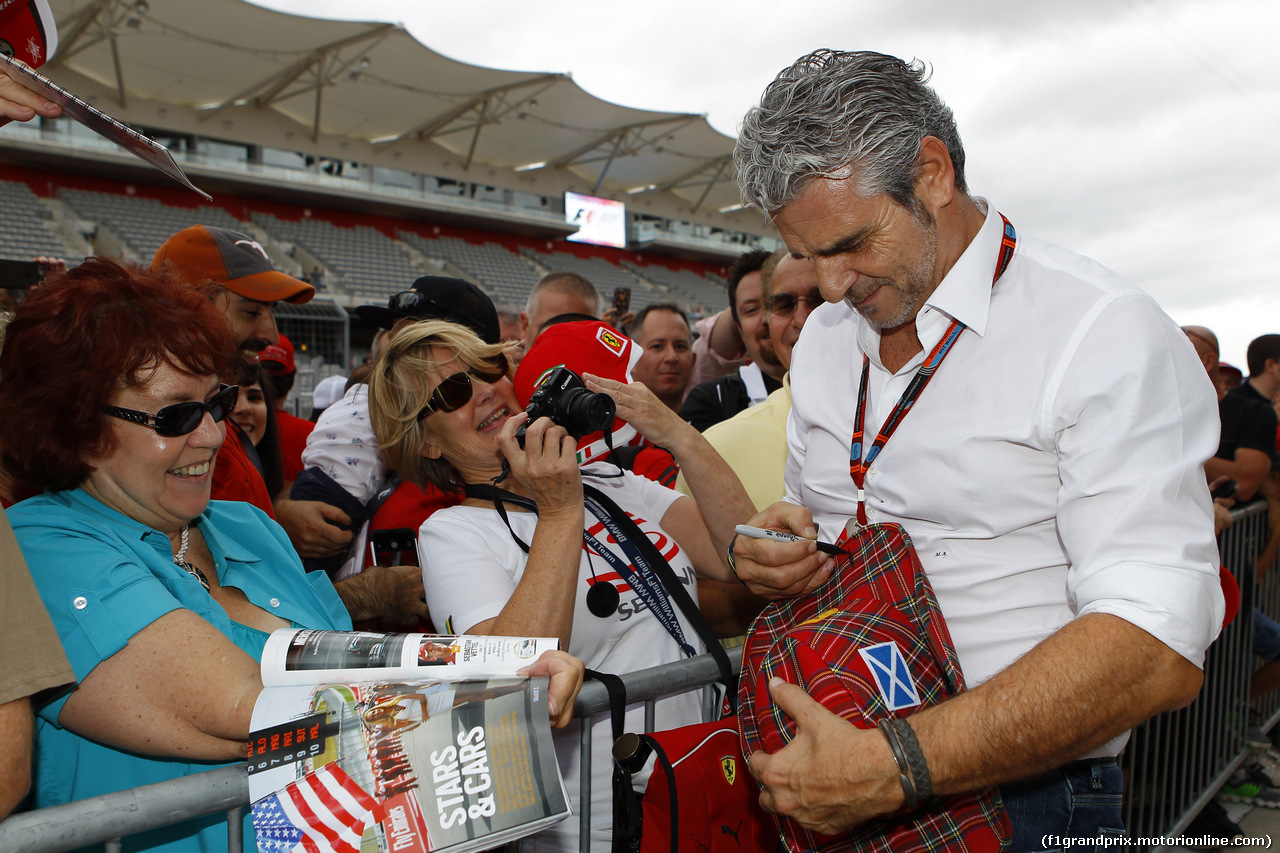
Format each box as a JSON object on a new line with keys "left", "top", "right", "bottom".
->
{"left": 520, "top": 271, "right": 600, "bottom": 350}
{"left": 728, "top": 50, "right": 1222, "bottom": 843}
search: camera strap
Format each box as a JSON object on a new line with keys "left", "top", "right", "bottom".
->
{"left": 580, "top": 489, "right": 695, "bottom": 659}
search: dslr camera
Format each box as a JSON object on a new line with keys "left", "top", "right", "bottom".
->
{"left": 516, "top": 366, "right": 615, "bottom": 447}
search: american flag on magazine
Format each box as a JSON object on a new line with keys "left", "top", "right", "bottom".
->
{"left": 252, "top": 763, "right": 382, "bottom": 853}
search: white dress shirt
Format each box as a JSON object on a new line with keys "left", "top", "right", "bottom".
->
{"left": 786, "top": 205, "right": 1224, "bottom": 744}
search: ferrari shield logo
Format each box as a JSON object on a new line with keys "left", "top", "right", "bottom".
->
{"left": 720, "top": 755, "right": 737, "bottom": 785}
{"left": 597, "top": 327, "right": 625, "bottom": 355}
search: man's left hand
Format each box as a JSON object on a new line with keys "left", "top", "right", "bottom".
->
{"left": 747, "top": 677, "right": 902, "bottom": 834}
{"left": 335, "top": 564, "right": 428, "bottom": 627}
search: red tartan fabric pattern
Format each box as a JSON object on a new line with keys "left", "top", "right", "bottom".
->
{"left": 738, "top": 523, "right": 1011, "bottom": 853}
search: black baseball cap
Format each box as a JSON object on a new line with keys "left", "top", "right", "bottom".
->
{"left": 355, "top": 276, "right": 500, "bottom": 344}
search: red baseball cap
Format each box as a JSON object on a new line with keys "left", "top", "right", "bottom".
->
{"left": 261, "top": 334, "right": 296, "bottom": 375}
{"left": 152, "top": 226, "right": 314, "bottom": 304}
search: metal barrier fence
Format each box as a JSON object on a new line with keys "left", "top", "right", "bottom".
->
{"left": 1, "top": 507, "right": 1274, "bottom": 852}
{"left": 1120, "top": 501, "right": 1268, "bottom": 845}
{"left": 0, "top": 654, "right": 730, "bottom": 853}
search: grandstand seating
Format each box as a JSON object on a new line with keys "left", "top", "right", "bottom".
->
{"left": 519, "top": 247, "right": 636, "bottom": 295}
{"left": 397, "top": 231, "right": 538, "bottom": 308}
{"left": 624, "top": 261, "right": 729, "bottom": 314}
{"left": 7, "top": 176, "right": 730, "bottom": 333}
{"left": 59, "top": 188, "right": 242, "bottom": 261}
{"left": 518, "top": 247, "right": 669, "bottom": 311}
{"left": 0, "top": 180, "right": 78, "bottom": 263}
{"left": 252, "top": 212, "right": 426, "bottom": 300}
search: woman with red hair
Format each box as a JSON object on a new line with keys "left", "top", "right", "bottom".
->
{"left": 0, "top": 258, "right": 585, "bottom": 851}
{"left": 0, "top": 258, "right": 353, "bottom": 849}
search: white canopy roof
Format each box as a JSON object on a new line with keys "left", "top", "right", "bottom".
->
{"left": 48, "top": 0, "right": 743, "bottom": 214}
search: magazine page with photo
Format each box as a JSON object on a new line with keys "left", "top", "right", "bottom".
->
{"left": 248, "top": 629, "right": 570, "bottom": 853}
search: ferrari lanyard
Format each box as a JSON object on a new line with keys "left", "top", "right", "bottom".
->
{"left": 848, "top": 214, "right": 1017, "bottom": 527}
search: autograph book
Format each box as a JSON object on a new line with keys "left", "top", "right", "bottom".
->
{"left": 0, "top": 52, "right": 211, "bottom": 199}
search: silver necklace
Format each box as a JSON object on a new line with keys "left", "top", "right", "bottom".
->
{"left": 173, "top": 525, "right": 211, "bottom": 591}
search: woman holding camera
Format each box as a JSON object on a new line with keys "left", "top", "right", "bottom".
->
{"left": 368, "top": 318, "right": 756, "bottom": 853}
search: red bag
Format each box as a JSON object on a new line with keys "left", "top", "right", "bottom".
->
{"left": 738, "top": 523, "right": 1010, "bottom": 853}
{"left": 617, "top": 718, "right": 775, "bottom": 853}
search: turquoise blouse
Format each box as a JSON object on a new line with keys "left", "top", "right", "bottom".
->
{"left": 8, "top": 490, "right": 352, "bottom": 852}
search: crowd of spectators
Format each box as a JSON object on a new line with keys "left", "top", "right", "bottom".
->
{"left": 0, "top": 42, "right": 1272, "bottom": 853}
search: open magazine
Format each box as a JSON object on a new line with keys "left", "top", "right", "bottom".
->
{"left": 248, "top": 629, "right": 570, "bottom": 853}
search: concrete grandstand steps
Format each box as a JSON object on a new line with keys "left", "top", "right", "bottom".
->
{"left": 398, "top": 230, "right": 540, "bottom": 309}
{"left": 0, "top": 180, "right": 82, "bottom": 263}
{"left": 624, "top": 260, "right": 729, "bottom": 315}
{"left": 252, "top": 212, "right": 427, "bottom": 300}
{"left": 516, "top": 246, "right": 677, "bottom": 314}
{"left": 58, "top": 188, "right": 241, "bottom": 261}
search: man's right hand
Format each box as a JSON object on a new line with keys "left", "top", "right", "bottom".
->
{"left": 0, "top": 66, "right": 62, "bottom": 128}
{"left": 731, "top": 501, "right": 835, "bottom": 600}
{"left": 273, "top": 497, "right": 353, "bottom": 559}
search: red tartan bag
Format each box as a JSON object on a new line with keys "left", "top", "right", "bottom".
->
{"left": 738, "top": 522, "right": 1010, "bottom": 853}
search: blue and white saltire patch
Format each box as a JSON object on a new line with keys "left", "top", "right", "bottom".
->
{"left": 858, "top": 641, "right": 921, "bottom": 711}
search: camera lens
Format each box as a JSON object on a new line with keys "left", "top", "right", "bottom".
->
{"left": 556, "top": 388, "right": 615, "bottom": 438}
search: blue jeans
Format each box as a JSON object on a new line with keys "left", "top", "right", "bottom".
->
{"left": 1255, "top": 608, "right": 1280, "bottom": 662}
{"left": 1001, "top": 758, "right": 1125, "bottom": 853}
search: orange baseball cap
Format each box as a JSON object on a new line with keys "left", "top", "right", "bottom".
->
{"left": 152, "top": 225, "right": 314, "bottom": 304}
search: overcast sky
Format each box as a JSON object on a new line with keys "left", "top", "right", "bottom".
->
{"left": 258, "top": 0, "right": 1280, "bottom": 369}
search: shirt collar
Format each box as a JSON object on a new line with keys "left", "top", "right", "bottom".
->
{"left": 60, "top": 488, "right": 257, "bottom": 567}
{"left": 199, "top": 507, "right": 261, "bottom": 567}
{"left": 919, "top": 202, "right": 1006, "bottom": 339}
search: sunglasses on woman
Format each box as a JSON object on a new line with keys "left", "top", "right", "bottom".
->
{"left": 105, "top": 384, "right": 240, "bottom": 437}
{"left": 416, "top": 355, "right": 509, "bottom": 420}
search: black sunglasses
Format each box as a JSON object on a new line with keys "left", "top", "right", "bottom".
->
{"left": 767, "top": 290, "right": 825, "bottom": 317}
{"left": 105, "top": 384, "right": 239, "bottom": 437}
{"left": 416, "top": 355, "right": 509, "bottom": 420}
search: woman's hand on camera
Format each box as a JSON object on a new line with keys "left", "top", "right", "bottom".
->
{"left": 584, "top": 373, "right": 693, "bottom": 451}
{"left": 498, "top": 412, "right": 582, "bottom": 514}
